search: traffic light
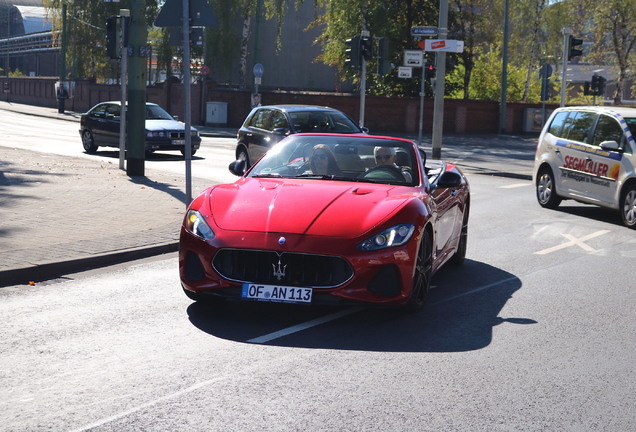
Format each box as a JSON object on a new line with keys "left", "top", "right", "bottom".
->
{"left": 590, "top": 75, "right": 606, "bottom": 97}
{"left": 597, "top": 76, "right": 606, "bottom": 97}
{"left": 426, "top": 64, "right": 436, "bottom": 80}
{"left": 541, "top": 78, "right": 551, "bottom": 101}
{"left": 377, "top": 38, "right": 391, "bottom": 75}
{"left": 106, "top": 16, "right": 120, "bottom": 59}
{"left": 345, "top": 36, "right": 361, "bottom": 69}
{"left": 568, "top": 35, "right": 583, "bottom": 60}
{"left": 360, "top": 36, "right": 373, "bottom": 62}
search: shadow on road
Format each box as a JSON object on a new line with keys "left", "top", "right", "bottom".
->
{"left": 186, "top": 259, "right": 534, "bottom": 353}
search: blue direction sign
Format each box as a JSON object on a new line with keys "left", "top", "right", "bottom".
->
{"left": 411, "top": 26, "right": 438, "bottom": 37}
{"left": 253, "top": 63, "right": 264, "bottom": 78}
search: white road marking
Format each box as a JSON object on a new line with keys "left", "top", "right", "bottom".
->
{"left": 247, "top": 307, "right": 365, "bottom": 344}
{"left": 499, "top": 183, "right": 530, "bottom": 189}
{"left": 534, "top": 229, "right": 611, "bottom": 255}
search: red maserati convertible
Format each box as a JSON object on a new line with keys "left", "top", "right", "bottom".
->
{"left": 179, "top": 134, "right": 470, "bottom": 311}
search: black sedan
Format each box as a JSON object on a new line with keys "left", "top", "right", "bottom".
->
{"left": 235, "top": 104, "right": 367, "bottom": 167}
{"left": 79, "top": 102, "right": 201, "bottom": 156}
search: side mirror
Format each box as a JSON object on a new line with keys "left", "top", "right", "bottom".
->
{"left": 435, "top": 171, "right": 462, "bottom": 189}
{"left": 229, "top": 160, "right": 246, "bottom": 177}
{"left": 600, "top": 140, "right": 621, "bottom": 152}
{"left": 360, "top": 127, "right": 369, "bottom": 134}
{"left": 272, "top": 127, "right": 288, "bottom": 136}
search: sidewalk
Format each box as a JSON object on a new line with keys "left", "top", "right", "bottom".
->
{"left": 0, "top": 101, "right": 537, "bottom": 287}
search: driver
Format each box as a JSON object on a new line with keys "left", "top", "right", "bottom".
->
{"left": 374, "top": 146, "right": 412, "bottom": 182}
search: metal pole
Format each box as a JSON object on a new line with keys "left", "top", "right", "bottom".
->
{"left": 431, "top": 0, "right": 448, "bottom": 160}
{"left": 499, "top": 0, "right": 509, "bottom": 134}
{"left": 359, "top": 30, "right": 369, "bottom": 128}
{"left": 183, "top": 0, "right": 192, "bottom": 205}
{"left": 560, "top": 28, "right": 569, "bottom": 107}
{"left": 417, "top": 60, "right": 427, "bottom": 146}
{"left": 119, "top": 11, "right": 129, "bottom": 171}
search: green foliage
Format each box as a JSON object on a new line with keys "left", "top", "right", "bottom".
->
{"left": 44, "top": 0, "right": 160, "bottom": 81}
{"left": 447, "top": 46, "right": 544, "bottom": 102}
{"left": 9, "top": 69, "right": 25, "bottom": 77}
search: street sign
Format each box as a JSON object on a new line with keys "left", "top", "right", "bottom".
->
{"left": 411, "top": 26, "right": 438, "bottom": 37}
{"left": 201, "top": 65, "right": 210, "bottom": 75}
{"left": 404, "top": 50, "right": 423, "bottom": 67}
{"left": 253, "top": 63, "right": 264, "bottom": 78}
{"left": 419, "top": 39, "right": 465, "bottom": 53}
{"left": 398, "top": 67, "right": 413, "bottom": 78}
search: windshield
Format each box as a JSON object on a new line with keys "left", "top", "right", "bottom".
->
{"left": 145, "top": 105, "right": 174, "bottom": 120}
{"left": 289, "top": 111, "right": 361, "bottom": 133}
{"left": 247, "top": 135, "right": 420, "bottom": 186}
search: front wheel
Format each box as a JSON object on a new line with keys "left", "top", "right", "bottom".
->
{"left": 536, "top": 167, "right": 562, "bottom": 209}
{"left": 180, "top": 148, "right": 197, "bottom": 157}
{"left": 82, "top": 130, "right": 98, "bottom": 153}
{"left": 404, "top": 230, "right": 432, "bottom": 312}
{"left": 449, "top": 204, "right": 469, "bottom": 266}
{"left": 236, "top": 146, "right": 251, "bottom": 169}
{"left": 620, "top": 184, "right": 636, "bottom": 228}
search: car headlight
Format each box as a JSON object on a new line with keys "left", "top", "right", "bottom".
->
{"left": 146, "top": 131, "right": 166, "bottom": 138}
{"left": 357, "top": 224, "right": 415, "bottom": 251}
{"left": 191, "top": 130, "right": 199, "bottom": 137}
{"left": 185, "top": 210, "right": 215, "bottom": 240}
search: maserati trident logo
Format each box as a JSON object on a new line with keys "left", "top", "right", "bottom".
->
{"left": 272, "top": 258, "right": 287, "bottom": 281}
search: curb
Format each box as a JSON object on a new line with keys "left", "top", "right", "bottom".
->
{"left": 0, "top": 243, "right": 178, "bottom": 288}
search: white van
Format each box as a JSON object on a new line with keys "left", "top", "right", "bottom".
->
{"left": 533, "top": 106, "right": 636, "bottom": 228}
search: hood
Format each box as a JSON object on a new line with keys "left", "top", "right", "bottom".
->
{"left": 146, "top": 120, "right": 197, "bottom": 132}
{"left": 208, "top": 179, "right": 412, "bottom": 238}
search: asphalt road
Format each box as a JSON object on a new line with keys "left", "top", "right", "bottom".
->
{"left": 2, "top": 173, "right": 636, "bottom": 431}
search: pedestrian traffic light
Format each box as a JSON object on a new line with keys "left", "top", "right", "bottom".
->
{"left": 360, "top": 36, "right": 373, "bottom": 62}
{"left": 377, "top": 37, "right": 391, "bottom": 75}
{"left": 106, "top": 16, "right": 120, "bottom": 59}
{"left": 568, "top": 35, "right": 583, "bottom": 60}
{"left": 426, "top": 64, "right": 436, "bottom": 80}
{"left": 345, "top": 36, "right": 361, "bottom": 69}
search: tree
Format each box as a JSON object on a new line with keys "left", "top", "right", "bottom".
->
{"left": 450, "top": 0, "right": 499, "bottom": 99}
{"left": 590, "top": 0, "right": 636, "bottom": 104}
{"left": 44, "top": 0, "right": 161, "bottom": 82}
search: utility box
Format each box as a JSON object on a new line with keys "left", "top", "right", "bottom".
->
{"left": 524, "top": 108, "right": 553, "bottom": 133}
{"left": 206, "top": 102, "right": 228, "bottom": 125}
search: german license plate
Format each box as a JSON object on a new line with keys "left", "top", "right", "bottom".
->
{"left": 242, "top": 283, "right": 312, "bottom": 303}
{"left": 172, "top": 139, "right": 185, "bottom": 145}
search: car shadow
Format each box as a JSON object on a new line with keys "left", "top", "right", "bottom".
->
{"left": 89, "top": 150, "right": 204, "bottom": 161}
{"left": 551, "top": 204, "right": 623, "bottom": 227}
{"left": 186, "top": 259, "right": 532, "bottom": 353}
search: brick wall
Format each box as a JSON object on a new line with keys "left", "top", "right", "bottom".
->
{"left": 1, "top": 76, "right": 557, "bottom": 135}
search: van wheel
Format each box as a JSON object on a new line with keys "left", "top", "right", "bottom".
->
{"left": 536, "top": 167, "right": 562, "bottom": 209}
{"left": 620, "top": 184, "right": 636, "bottom": 228}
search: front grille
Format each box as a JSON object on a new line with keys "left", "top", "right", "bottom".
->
{"left": 169, "top": 132, "right": 185, "bottom": 139}
{"left": 213, "top": 249, "right": 353, "bottom": 288}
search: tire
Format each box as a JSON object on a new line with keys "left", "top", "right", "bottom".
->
{"left": 449, "top": 204, "right": 469, "bottom": 266}
{"left": 404, "top": 229, "right": 432, "bottom": 312}
{"left": 536, "top": 167, "right": 562, "bottom": 209}
{"left": 180, "top": 148, "right": 197, "bottom": 156}
{"left": 236, "top": 146, "right": 251, "bottom": 169}
{"left": 81, "top": 130, "right": 98, "bottom": 153}
{"left": 620, "top": 184, "right": 636, "bottom": 228}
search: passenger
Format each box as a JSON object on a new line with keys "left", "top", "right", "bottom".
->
{"left": 307, "top": 144, "right": 342, "bottom": 176}
{"left": 374, "top": 146, "right": 412, "bottom": 182}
